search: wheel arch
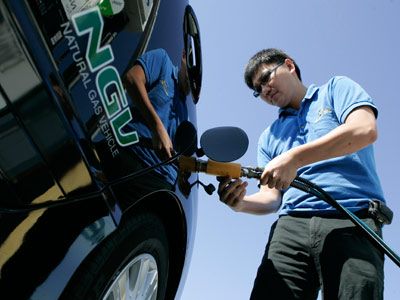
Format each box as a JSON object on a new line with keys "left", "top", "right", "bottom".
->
{"left": 121, "top": 190, "right": 188, "bottom": 299}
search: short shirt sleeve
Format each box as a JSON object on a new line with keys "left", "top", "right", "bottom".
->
{"left": 330, "top": 76, "right": 378, "bottom": 124}
{"left": 136, "top": 49, "right": 169, "bottom": 87}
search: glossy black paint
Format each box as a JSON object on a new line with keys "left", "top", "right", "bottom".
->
{"left": 0, "top": 0, "right": 200, "bottom": 298}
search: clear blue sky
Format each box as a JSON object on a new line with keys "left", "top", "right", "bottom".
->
{"left": 181, "top": 0, "right": 400, "bottom": 299}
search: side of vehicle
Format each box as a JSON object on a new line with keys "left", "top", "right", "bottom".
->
{"left": 0, "top": 0, "right": 202, "bottom": 299}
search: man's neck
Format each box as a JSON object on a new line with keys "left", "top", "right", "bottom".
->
{"left": 290, "top": 84, "right": 307, "bottom": 110}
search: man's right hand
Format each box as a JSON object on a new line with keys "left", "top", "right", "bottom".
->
{"left": 217, "top": 176, "right": 282, "bottom": 215}
{"left": 152, "top": 124, "right": 174, "bottom": 160}
{"left": 217, "top": 176, "right": 248, "bottom": 211}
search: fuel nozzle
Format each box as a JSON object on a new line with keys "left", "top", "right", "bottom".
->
{"left": 241, "top": 166, "right": 263, "bottom": 179}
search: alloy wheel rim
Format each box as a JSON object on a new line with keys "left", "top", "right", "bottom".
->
{"left": 103, "top": 253, "right": 158, "bottom": 300}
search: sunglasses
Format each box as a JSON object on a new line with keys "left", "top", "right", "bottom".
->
{"left": 253, "top": 62, "right": 284, "bottom": 97}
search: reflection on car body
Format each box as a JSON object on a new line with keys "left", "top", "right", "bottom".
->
{"left": 0, "top": 1, "right": 202, "bottom": 299}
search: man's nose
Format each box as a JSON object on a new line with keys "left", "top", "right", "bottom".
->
{"left": 261, "top": 83, "right": 271, "bottom": 96}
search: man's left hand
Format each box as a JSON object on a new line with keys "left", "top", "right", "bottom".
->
{"left": 259, "top": 150, "right": 299, "bottom": 190}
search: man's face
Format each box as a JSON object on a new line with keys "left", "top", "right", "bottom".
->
{"left": 178, "top": 54, "right": 190, "bottom": 96}
{"left": 251, "top": 60, "right": 298, "bottom": 108}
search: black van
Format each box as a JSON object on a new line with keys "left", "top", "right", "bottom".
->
{"left": 0, "top": 0, "right": 201, "bottom": 299}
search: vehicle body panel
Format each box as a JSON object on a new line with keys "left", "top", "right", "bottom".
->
{"left": 0, "top": 0, "right": 200, "bottom": 298}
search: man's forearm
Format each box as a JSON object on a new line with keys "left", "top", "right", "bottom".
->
{"left": 235, "top": 191, "right": 281, "bottom": 215}
{"left": 124, "top": 67, "right": 164, "bottom": 132}
{"left": 290, "top": 107, "right": 377, "bottom": 168}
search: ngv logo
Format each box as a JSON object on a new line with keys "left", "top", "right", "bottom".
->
{"left": 72, "top": 7, "right": 139, "bottom": 147}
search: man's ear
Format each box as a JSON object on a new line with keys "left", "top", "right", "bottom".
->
{"left": 285, "top": 58, "right": 297, "bottom": 76}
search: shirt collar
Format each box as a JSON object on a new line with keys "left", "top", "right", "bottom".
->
{"left": 278, "top": 84, "right": 319, "bottom": 116}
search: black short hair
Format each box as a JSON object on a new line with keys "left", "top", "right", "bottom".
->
{"left": 244, "top": 48, "right": 302, "bottom": 89}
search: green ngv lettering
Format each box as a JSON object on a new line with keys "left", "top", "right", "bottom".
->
{"left": 72, "top": 6, "right": 139, "bottom": 147}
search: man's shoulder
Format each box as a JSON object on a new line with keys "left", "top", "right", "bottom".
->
{"left": 137, "top": 48, "right": 170, "bottom": 67}
{"left": 313, "top": 76, "right": 362, "bottom": 101}
{"left": 322, "top": 75, "right": 359, "bottom": 90}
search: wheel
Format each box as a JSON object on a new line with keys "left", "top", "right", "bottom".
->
{"left": 61, "top": 213, "right": 169, "bottom": 300}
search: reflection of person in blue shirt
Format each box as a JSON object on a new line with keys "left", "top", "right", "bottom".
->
{"left": 123, "top": 48, "right": 189, "bottom": 184}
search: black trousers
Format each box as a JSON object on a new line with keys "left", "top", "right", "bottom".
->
{"left": 250, "top": 215, "right": 384, "bottom": 300}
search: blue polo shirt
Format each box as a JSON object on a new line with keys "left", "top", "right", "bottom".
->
{"left": 257, "top": 76, "right": 385, "bottom": 215}
{"left": 128, "top": 49, "right": 188, "bottom": 184}
{"left": 134, "top": 48, "right": 187, "bottom": 138}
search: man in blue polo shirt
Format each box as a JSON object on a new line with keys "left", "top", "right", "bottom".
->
{"left": 217, "top": 48, "right": 386, "bottom": 299}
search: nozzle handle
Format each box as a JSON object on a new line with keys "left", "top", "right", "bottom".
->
{"left": 178, "top": 156, "right": 241, "bottom": 178}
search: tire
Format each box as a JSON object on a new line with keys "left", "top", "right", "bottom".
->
{"left": 61, "top": 213, "right": 169, "bottom": 300}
